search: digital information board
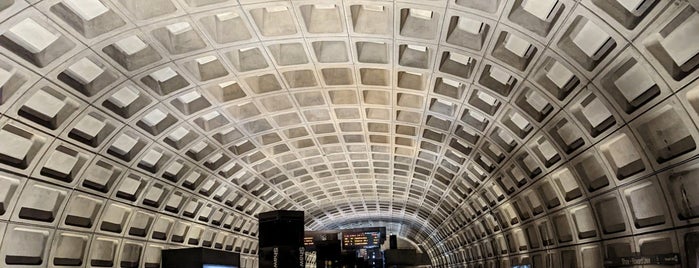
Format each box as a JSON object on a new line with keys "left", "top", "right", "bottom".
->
{"left": 304, "top": 236, "right": 315, "bottom": 247}
{"left": 342, "top": 231, "right": 381, "bottom": 249}
{"left": 604, "top": 254, "right": 680, "bottom": 266}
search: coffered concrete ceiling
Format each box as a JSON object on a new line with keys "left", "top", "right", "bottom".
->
{"left": 0, "top": 0, "right": 698, "bottom": 267}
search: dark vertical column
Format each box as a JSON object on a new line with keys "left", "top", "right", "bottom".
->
{"left": 257, "top": 210, "right": 305, "bottom": 268}
{"left": 389, "top": 235, "right": 397, "bottom": 250}
{"left": 315, "top": 240, "right": 341, "bottom": 268}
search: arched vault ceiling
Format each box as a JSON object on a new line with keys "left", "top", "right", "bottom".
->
{"left": 1, "top": 0, "right": 699, "bottom": 267}
{"left": 327, "top": 217, "right": 431, "bottom": 243}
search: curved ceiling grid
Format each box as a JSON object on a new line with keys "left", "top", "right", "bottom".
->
{"left": 327, "top": 217, "right": 429, "bottom": 242}
{"left": 0, "top": 0, "right": 698, "bottom": 267}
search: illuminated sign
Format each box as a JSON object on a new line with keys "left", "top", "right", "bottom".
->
{"left": 604, "top": 254, "right": 680, "bottom": 266}
{"left": 304, "top": 236, "right": 315, "bottom": 247}
{"left": 342, "top": 231, "right": 381, "bottom": 249}
{"left": 203, "top": 265, "right": 236, "bottom": 268}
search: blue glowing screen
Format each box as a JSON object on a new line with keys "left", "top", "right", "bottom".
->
{"left": 203, "top": 265, "right": 236, "bottom": 268}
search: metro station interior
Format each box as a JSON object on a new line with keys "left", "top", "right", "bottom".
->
{"left": 0, "top": 0, "right": 697, "bottom": 267}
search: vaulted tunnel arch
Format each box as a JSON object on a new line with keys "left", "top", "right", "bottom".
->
{"left": 0, "top": 0, "right": 698, "bottom": 267}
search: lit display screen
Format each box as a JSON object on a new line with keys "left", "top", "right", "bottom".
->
{"left": 342, "top": 231, "right": 381, "bottom": 249}
{"left": 203, "top": 265, "right": 236, "bottom": 268}
{"left": 304, "top": 236, "right": 315, "bottom": 246}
